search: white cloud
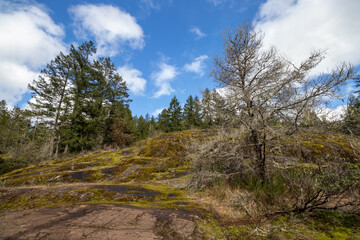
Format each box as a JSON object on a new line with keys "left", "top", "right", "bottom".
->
{"left": 207, "top": 0, "right": 227, "bottom": 6}
{"left": 0, "top": 1, "right": 66, "bottom": 107}
{"left": 0, "top": 61, "right": 38, "bottom": 107}
{"left": 140, "top": 0, "right": 161, "bottom": 15}
{"left": 117, "top": 65, "right": 146, "bottom": 95}
{"left": 152, "top": 108, "right": 165, "bottom": 116}
{"left": 184, "top": 55, "right": 209, "bottom": 76}
{"left": 69, "top": 4, "right": 144, "bottom": 56}
{"left": 151, "top": 62, "right": 178, "bottom": 98}
{"left": 0, "top": 3, "right": 65, "bottom": 68}
{"left": 317, "top": 105, "right": 346, "bottom": 122}
{"left": 190, "top": 26, "right": 206, "bottom": 39}
{"left": 254, "top": 0, "right": 360, "bottom": 74}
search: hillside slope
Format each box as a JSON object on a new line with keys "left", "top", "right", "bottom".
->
{"left": 0, "top": 129, "right": 359, "bottom": 239}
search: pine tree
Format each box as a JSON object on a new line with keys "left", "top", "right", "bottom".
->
{"left": 167, "top": 96, "right": 183, "bottom": 132}
{"left": 344, "top": 95, "right": 360, "bottom": 136}
{"left": 134, "top": 115, "right": 149, "bottom": 140}
{"left": 157, "top": 109, "right": 170, "bottom": 133}
{"left": 211, "top": 90, "right": 228, "bottom": 126}
{"left": 28, "top": 51, "right": 73, "bottom": 158}
{"left": 28, "top": 41, "right": 131, "bottom": 154}
{"left": 66, "top": 41, "right": 97, "bottom": 152}
{"left": 194, "top": 96, "right": 202, "bottom": 127}
{"left": 183, "top": 95, "right": 202, "bottom": 129}
{"left": 148, "top": 116, "right": 158, "bottom": 137}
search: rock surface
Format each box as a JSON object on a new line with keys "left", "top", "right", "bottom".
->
{"left": 0, "top": 204, "right": 203, "bottom": 240}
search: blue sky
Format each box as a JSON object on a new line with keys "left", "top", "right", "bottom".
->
{"left": 0, "top": 0, "right": 359, "bottom": 117}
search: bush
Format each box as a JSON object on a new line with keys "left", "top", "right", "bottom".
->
{"left": 0, "top": 155, "right": 30, "bottom": 175}
{"left": 189, "top": 128, "right": 254, "bottom": 189}
{"left": 282, "top": 160, "right": 360, "bottom": 213}
{"left": 189, "top": 129, "right": 360, "bottom": 215}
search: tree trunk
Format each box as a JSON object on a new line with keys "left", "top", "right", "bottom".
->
{"left": 250, "top": 129, "right": 266, "bottom": 182}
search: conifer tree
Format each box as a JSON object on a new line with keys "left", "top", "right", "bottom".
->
{"left": 28, "top": 41, "right": 131, "bottom": 154}
{"left": 344, "top": 95, "right": 360, "bottom": 136}
{"left": 194, "top": 96, "right": 202, "bottom": 127}
{"left": 167, "top": 96, "right": 183, "bottom": 132}
{"left": 158, "top": 109, "right": 170, "bottom": 132}
{"left": 134, "top": 115, "right": 149, "bottom": 140}
{"left": 183, "top": 95, "right": 202, "bottom": 129}
{"left": 148, "top": 116, "right": 158, "bottom": 137}
{"left": 28, "top": 51, "right": 73, "bottom": 157}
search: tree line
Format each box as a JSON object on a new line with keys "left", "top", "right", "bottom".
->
{"left": 132, "top": 89, "right": 232, "bottom": 140}
{"left": 1, "top": 25, "right": 360, "bottom": 175}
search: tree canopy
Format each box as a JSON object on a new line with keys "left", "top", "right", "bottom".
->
{"left": 28, "top": 41, "right": 131, "bottom": 156}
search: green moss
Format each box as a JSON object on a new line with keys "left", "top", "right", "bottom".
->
{"left": 275, "top": 132, "right": 359, "bottom": 163}
{"left": 198, "top": 219, "right": 225, "bottom": 239}
{"left": 329, "top": 227, "right": 351, "bottom": 240}
{"left": 223, "top": 225, "right": 251, "bottom": 239}
{"left": 266, "top": 211, "right": 360, "bottom": 240}
{"left": 122, "top": 167, "right": 157, "bottom": 182}
{"left": 300, "top": 141, "right": 325, "bottom": 155}
{"left": 138, "top": 129, "right": 211, "bottom": 168}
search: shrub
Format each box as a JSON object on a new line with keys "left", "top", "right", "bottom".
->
{"left": 282, "top": 160, "right": 360, "bottom": 213}
{"left": 190, "top": 129, "right": 360, "bottom": 215}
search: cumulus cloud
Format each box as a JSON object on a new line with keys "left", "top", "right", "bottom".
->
{"left": 254, "top": 0, "right": 360, "bottom": 74}
{"left": 190, "top": 26, "right": 206, "bottom": 39}
{"left": 69, "top": 4, "right": 144, "bottom": 56}
{"left": 0, "top": 61, "right": 38, "bottom": 107}
{"left": 117, "top": 65, "right": 147, "bottom": 95}
{"left": 151, "top": 62, "right": 178, "bottom": 98}
{"left": 0, "top": 1, "right": 65, "bottom": 106}
{"left": 184, "top": 55, "right": 209, "bottom": 76}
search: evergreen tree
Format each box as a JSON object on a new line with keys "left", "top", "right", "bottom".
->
{"left": 28, "top": 51, "right": 73, "bottom": 157}
{"left": 0, "top": 100, "right": 11, "bottom": 153}
{"left": 148, "top": 116, "right": 158, "bottom": 137}
{"left": 66, "top": 41, "right": 97, "bottom": 152}
{"left": 194, "top": 96, "right": 202, "bottom": 127}
{"left": 211, "top": 90, "right": 229, "bottom": 126}
{"left": 108, "top": 117, "right": 134, "bottom": 147}
{"left": 157, "top": 109, "right": 170, "bottom": 132}
{"left": 167, "top": 96, "right": 183, "bottom": 132}
{"left": 134, "top": 115, "right": 149, "bottom": 140}
{"left": 28, "top": 41, "right": 131, "bottom": 154}
{"left": 183, "top": 95, "right": 202, "bottom": 129}
{"left": 344, "top": 95, "right": 360, "bottom": 136}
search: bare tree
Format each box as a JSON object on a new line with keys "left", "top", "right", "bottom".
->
{"left": 211, "top": 23, "right": 357, "bottom": 181}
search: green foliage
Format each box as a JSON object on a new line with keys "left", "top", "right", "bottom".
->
{"left": 108, "top": 117, "right": 134, "bottom": 146}
{"left": 343, "top": 95, "right": 360, "bottom": 136}
{"left": 27, "top": 41, "right": 131, "bottom": 154}
{"left": 183, "top": 95, "right": 202, "bottom": 129}
{"left": 0, "top": 101, "right": 51, "bottom": 173}
{"left": 133, "top": 115, "right": 149, "bottom": 140}
{"left": 167, "top": 96, "right": 183, "bottom": 132}
{"left": 157, "top": 96, "right": 183, "bottom": 133}
{"left": 0, "top": 155, "right": 29, "bottom": 175}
